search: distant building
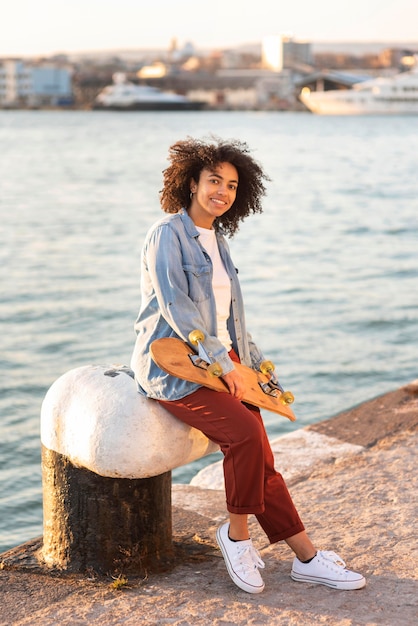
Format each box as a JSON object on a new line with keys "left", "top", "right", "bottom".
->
{"left": 262, "top": 34, "right": 313, "bottom": 71}
{"left": 295, "top": 70, "right": 371, "bottom": 95}
{"left": 262, "top": 36, "right": 284, "bottom": 71}
{"left": 0, "top": 60, "right": 73, "bottom": 107}
{"left": 282, "top": 35, "right": 312, "bottom": 68}
{"left": 181, "top": 68, "right": 299, "bottom": 110}
{"left": 255, "top": 70, "right": 296, "bottom": 109}
{"left": 0, "top": 61, "right": 32, "bottom": 104}
{"left": 137, "top": 62, "right": 167, "bottom": 79}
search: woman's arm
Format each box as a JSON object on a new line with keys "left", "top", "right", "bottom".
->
{"left": 145, "top": 223, "right": 236, "bottom": 376}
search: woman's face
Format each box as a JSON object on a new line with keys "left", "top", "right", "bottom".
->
{"left": 188, "top": 162, "right": 238, "bottom": 228}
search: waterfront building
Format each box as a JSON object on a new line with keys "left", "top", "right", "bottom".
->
{"left": 0, "top": 60, "right": 73, "bottom": 107}
{"left": 262, "top": 34, "right": 313, "bottom": 72}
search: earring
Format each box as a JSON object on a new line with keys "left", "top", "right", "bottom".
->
{"left": 190, "top": 191, "right": 193, "bottom": 199}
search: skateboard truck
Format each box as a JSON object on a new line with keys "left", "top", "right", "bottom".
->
{"left": 188, "top": 330, "right": 223, "bottom": 377}
{"left": 259, "top": 361, "right": 295, "bottom": 405}
{"left": 186, "top": 332, "right": 294, "bottom": 404}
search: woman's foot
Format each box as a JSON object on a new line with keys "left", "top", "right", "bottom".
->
{"left": 216, "top": 522, "right": 265, "bottom": 594}
{"left": 291, "top": 550, "right": 366, "bottom": 590}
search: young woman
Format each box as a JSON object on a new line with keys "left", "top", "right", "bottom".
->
{"left": 130, "top": 137, "right": 365, "bottom": 594}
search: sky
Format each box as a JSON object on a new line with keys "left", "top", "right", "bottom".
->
{"left": 1, "top": 0, "right": 417, "bottom": 57}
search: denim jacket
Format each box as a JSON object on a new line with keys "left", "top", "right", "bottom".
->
{"left": 130, "top": 209, "right": 266, "bottom": 400}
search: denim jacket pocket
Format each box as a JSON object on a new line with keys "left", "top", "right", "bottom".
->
{"left": 182, "top": 263, "right": 212, "bottom": 303}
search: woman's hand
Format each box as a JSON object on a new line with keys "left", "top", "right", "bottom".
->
{"left": 222, "top": 368, "right": 246, "bottom": 400}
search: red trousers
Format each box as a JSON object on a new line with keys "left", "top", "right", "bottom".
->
{"left": 158, "top": 354, "right": 305, "bottom": 544}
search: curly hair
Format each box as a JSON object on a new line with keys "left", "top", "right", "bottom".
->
{"left": 160, "top": 136, "right": 270, "bottom": 237}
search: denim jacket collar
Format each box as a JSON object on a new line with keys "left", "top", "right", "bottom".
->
{"left": 178, "top": 208, "right": 200, "bottom": 238}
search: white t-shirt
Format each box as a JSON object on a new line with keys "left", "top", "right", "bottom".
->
{"left": 196, "top": 226, "right": 232, "bottom": 351}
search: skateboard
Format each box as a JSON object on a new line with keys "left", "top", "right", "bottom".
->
{"left": 150, "top": 331, "right": 296, "bottom": 421}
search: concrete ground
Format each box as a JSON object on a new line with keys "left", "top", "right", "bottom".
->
{"left": 1, "top": 381, "right": 417, "bottom": 625}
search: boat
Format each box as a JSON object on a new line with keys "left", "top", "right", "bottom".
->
{"left": 93, "top": 73, "right": 206, "bottom": 111}
{"left": 299, "top": 55, "right": 418, "bottom": 115}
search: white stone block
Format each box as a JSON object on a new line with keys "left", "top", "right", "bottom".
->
{"left": 41, "top": 364, "right": 218, "bottom": 479}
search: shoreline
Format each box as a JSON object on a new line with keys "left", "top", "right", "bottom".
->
{"left": 1, "top": 380, "right": 417, "bottom": 625}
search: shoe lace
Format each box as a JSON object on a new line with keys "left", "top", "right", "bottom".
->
{"left": 319, "top": 550, "right": 347, "bottom": 569}
{"left": 234, "top": 543, "right": 265, "bottom": 573}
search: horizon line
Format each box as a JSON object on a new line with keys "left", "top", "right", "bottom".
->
{"left": 2, "top": 38, "right": 418, "bottom": 60}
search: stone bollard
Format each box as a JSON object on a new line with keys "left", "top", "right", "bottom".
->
{"left": 40, "top": 364, "right": 218, "bottom": 575}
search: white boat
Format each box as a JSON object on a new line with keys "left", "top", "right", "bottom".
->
{"left": 299, "top": 56, "right": 418, "bottom": 115}
{"left": 93, "top": 73, "right": 205, "bottom": 111}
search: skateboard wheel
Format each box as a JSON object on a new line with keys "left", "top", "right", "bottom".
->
{"left": 207, "top": 362, "right": 223, "bottom": 377}
{"left": 189, "top": 329, "right": 205, "bottom": 345}
{"left": 260, "top": 360, "right": 275, "bottom": 375}
{"left": 280, "top": 391, "right": 295, "bottom": 405}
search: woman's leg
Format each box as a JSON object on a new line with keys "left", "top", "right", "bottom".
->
{"left": 285, "top": 531, "right": 316, "bottom": 561}
{"left": 159, "top": 389, "right": 365, "bottom": 591}
{"left": 228, "top": 512, "right": 250, "bottom": 540}
{"left": 158, "top": 388, "right": 303, "bottom": 539}
{"left": 240, "top": 402, "right": 306, "bottom": 543}
{"left": 159, "top": 388, "right": 266, "bottom": 514}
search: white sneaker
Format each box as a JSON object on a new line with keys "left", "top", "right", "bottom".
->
{"left": 216, "top": 522, "right": 265, "bottom": 594}
{"left": 291, "top": 550, "right": 366, "bottom": 590}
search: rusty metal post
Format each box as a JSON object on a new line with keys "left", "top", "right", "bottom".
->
{"left": 41, "top": 447, "right": 173, "bottom": 574}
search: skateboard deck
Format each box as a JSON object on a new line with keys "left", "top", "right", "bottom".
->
{"left": 150, "top": 337, "right": 296, "bottom": 421}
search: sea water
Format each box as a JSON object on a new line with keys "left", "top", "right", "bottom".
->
{"left": 0, "top": 110, "right": 417, "bottom": 552}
